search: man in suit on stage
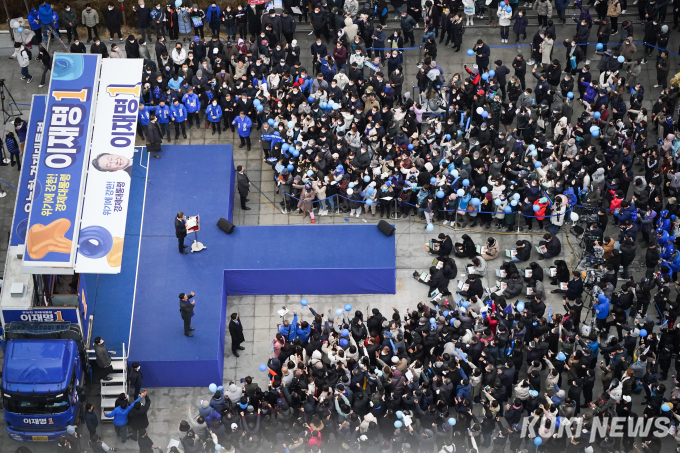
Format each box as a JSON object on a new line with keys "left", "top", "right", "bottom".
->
{"left": 228, "top": 313, "right": 245, "bottom": 357}
{"left": 175, "top": 211, "right": 188, "bottom": 255}
{"left": 179, "top": 291, "right": 195, "bottom": 337}
{"left": 237, "top": 165, "right": 251, "bottom": 211}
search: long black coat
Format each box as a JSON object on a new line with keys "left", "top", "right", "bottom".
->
{"left": 229, "top": 319, "right": 245, "bottom": 344}
{"left": 146, "top": 121, "right": 163, "bottom": 152}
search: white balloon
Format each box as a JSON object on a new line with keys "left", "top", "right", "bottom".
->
{"left": 570, "top": 212, "right": 579, "bottom": 221}
{"left": 476, "top": 107, "right": 484, "bottom": 114}
{"left": 9, "top": 19, "right": 19, "bottom": 29}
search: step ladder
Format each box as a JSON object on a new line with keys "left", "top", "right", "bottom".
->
{"left": 86, "top": 343, "right": 128, "bottom": 421}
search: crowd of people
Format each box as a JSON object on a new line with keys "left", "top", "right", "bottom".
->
{"left": 10, "top": 0, "right": 680, "bottom": 450}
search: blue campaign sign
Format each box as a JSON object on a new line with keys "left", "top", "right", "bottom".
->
{"left": 2, "top": 308, "right": 79, "bottom": 324}
{"left": 261, "top": 134, "right": 283, "bottom": 142}
{"left": 11, "top": 95, "right": 47, "bottom": 247}
{"left": 23, "top": 54, "right": 101, "bottom": 272}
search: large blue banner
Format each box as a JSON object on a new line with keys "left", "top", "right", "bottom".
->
{"left": 10, "top": 95, "right": 47, "bottom": 247}
{"left": 23, "top": 54, "right": 101, "bottom": 272}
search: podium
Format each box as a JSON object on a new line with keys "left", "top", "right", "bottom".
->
{"left": 186, "top": 215, "right": 207, "bottom": 253}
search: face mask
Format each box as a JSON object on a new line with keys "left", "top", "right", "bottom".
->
{"left": 518, "top": 13, "right": 523, "bottom": 16}
{"left": 66, "top": 7, "right": 70, "bottom": 10}
{"left": 108, "top": 7, "right": 113, "bottom": 10}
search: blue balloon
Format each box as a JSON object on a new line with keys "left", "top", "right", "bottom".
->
{"left": 500, "top": 1, "right": 506, "bottom": 5}
{"left": 640, "top": 329, "right": 648, "bottom": 337}
{"left": 457, "top": 189, "right": 465, "bottom": 197}
{"left": 504, "top": 205, "right": 512, "bottom": 214}
{"left": 443, "top": 311, "right": 450, "bottom": 316}
{"left": 592, "top": 129, "right": 600, "bottom": 137}
{"left": 437, "top": 190, "right": 445, "bottom": 198}
{"left": 567, "top": 92, "right": 574, "bottom": 99}
{"left": 482, "top": 111, "right": 489, "bottom": 118}
{"left": 349, "top": 182, "right": 355, "bottom": 188}
{"left": 364, "top": 175, "right": 371, "bottom": 182}
{"left": 408, "top": 144, "right": 414, "bottom": 150}
{"left": 534, "top": 437, "right": 542, "bottom": 446}
{"left": 340, "top": 338, "right": 348, "bottom": 347}
{"left": 448, "top": 417, "right": 457, "bottom": 426}
{"left": 344, "top": 304, "right": 352, "bottom": 311}
{"left": 301, "top": 298, "right": 308, "bottom": 306}
{"left": 333, "top": 103, "right": 340, "bottom": 110}
{"left": 481, "top": 73, "right": 489, "bottom": 81}
{"left": 286, "top": 164, "right": 294, "bottom": 172}
{"left": 462, "top": 301, "right": 470, "bottom": 308}
{"left": 467, "top": 49, "right": 475, "bottom": 56}
{"left": 367, "top": 187, "right": 374, "bottom": 195}
{"left": 291, "top": 149, "right": 299, "bottom": 157}
{"left": 533, "top": 204, "right": 540, "bottom": 212}
{"left": 489, "top": 70, "right": 495, "bottom": 77}
{"left": 430, "top": 177, "right": 437, "bottom": 185}
{"left": 535, "top": 161, "right": 542, "bottom": 168}
{"left": 396, "top": 411, "right": 404, "bottom": 419}
{"left": 308, "top": 96, "right": 315, "bottom": 103}
{"left": 268, "top": 118, "right": 275, "bottom": 126}
{"left": 253, "top": 99, "right": 261, "bottom": 106}
{"left": 326, "top": 103, "right": 333, "bottom": 111}
{"left": 494, "top": 199, "right": 502, "bottom": 206}
{"left": 395, "top": 420, "right": 403, "bottom": 428}
{"left": 259, "top": 364, "right": 267, "bottom": 372}
{"left": 662, "top": 403, "right": 671, "bottom": 412}
{"left": 596, "top": 43, "right": 603, "bottom": 50}
{"left": 506, "top": 6, "right": 512, "bottom": 11}
{"left": 426, "top": 223, "right": 434, "bottom": 232}
{"left": 530, "top": 150, "right": 537, "bottom": 157}
{"left": 209, "top": 383, "right": 217, "bottom": 392}
{"left": 257, "top": 105, "right": 264, "bottom": 112}
{"left": 215, "top": 445, "right": 222, "bottom": 451}
{"left": 366, "top": 199, "right": 373, "bottom": 206}
{"left": 445, "top": 134, "right": 451, "bottom": 140}
{"left": 282, "top": 143, "right": 290, "bottom": 152}
{"left": 594, "top": 111, "right": 601, "bottom": 119}
{"left": 335, "top": 308, "right": 344, "bottom": 316}
{"left": 481, "top": 187, "right": 488, "bottom": 193}
{"left": 528, "top": 144, "right": 536, "bottom": 151}
{"left": 618, "top": 56, "right": 625, "bottom": 63}
{"left": 462, "top": 179, "right": 470, "bottom": 187}
{"left": 307, "top": 170, "right": 314, "bottom": 177}
{"left": 557, "top": 352, "right": 566, "bottom": 361}
{"left": 288, "top": 121, "right": 295, "bottom": 129}
{"left": 320, "top": 102, "right": 327, "bottom": 109}
{"left": 511, "top": 199, "right": 518, "bottom": 206}
{"left": 517, "top": 301, "right": 525, "bottom": 312}
{"left": 513, "top": 193, "right": 520, "bottom": 200}
{"left": 341, "top": 329, "right": 349, "bottom": 336}
{"left": 17, "top": 26, "right": 24, "bottom": 33}
{"left": 471, "top": 198, "right": 480, "bottom": 206}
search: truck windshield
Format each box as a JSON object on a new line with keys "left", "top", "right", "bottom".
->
{"left": 2, "top": 392, "right": 70, "bottom": 415}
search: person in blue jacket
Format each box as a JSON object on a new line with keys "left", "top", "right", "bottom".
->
{"left": 104, "top": 392, "right": 143, "bottom": 443}
{"left": 38, "top": 0, "right": 54, "bottom": 41}
{"left": 205, "top": 99, "right": 222, "bottom": 135}
{"left": 170, "top": 99, "right": 187, "bottom": 140}
{"left": 232, "top": 110, "right": 252, "bottom": 150}
{"left": 182, "top": 88, "right": 201, "bottom": 129}
{"left": 594, "top": 294, "right": 610, "bottom": 331}
{"left": 278, "top": 311, "right": 298, "bottom": 341}
{"left": 205, "top": 2, "right": 221, "bottom": 37}
{"left": 154, "top": 99, "right": 171, "bottom": 141}
{"left": 137, "top": 104, "right": 150, "bottom": 140}
{"left": 296, "top": 319, "right": 312, "bottom": 344}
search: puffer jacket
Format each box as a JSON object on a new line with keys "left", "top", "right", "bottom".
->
{"left": 534, "top": 0, "right": 553, "bottom": 16}
{"left": 81, "top": 8, "right": 99, "bottom": 27}
{"left": 178, "top": 7, "right": 192, "bottom": 34}
{"left": 481, "top": 238, "right": 500, "bottom": 260}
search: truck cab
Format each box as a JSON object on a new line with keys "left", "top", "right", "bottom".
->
{"left": 2, "top": 338, "right": 85, "bottom": 442}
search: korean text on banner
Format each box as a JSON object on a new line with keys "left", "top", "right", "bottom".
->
{"left": 75, "top": 59, "right": 143, "bottom": 274}
{"left": 10, "top": 95, "right": 47, "bottom": 247}
{"left": 23, "top": 54, "right": 101, "bottom": 273}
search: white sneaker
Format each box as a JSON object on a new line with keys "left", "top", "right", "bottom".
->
{"left": 356, "top": 212, "right": 361, "bottom": 217}
{"left": 654, "top": 84, "right": 661, "bottom": 88}
{"left": 443, "top": 220, "right": 449, "bottom": 225}
{"left": 120, "top": 37, "right": 124, "bottom": 42}
{"left": 109, "top": 37, "right": 113, "bottom": 41}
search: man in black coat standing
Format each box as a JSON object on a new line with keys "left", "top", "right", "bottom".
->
{"left": 146, "top": 114, "right": 163, "bottom": 159}
{"left": 179, "top": 291, "right": 195, "bottom": 337}
{"left": 128, "top": 362, "right": 143, "bottom": 400}
{"left": 175, "top": 212, "right": 188, "bottom": 255}
{"left": 237, "top": 165, "right": 251, "bottom": 211}
{"left": 229, "top": 313, "right": 246, "bottom": 357}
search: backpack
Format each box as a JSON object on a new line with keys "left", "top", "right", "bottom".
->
{"left": 23, "top": 48, "right": 32, "bottom": 60}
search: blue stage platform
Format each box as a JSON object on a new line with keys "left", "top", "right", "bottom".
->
{"left": 223, "top": 225, "right": 396, "bottom": 296}
{"left": 120, "top": 145, "right": 395, "bottom": 387}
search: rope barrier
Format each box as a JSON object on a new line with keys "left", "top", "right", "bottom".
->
{"left": 0, "top": 178, "right": 17, "bottom": 191}
{"left": 366, "top": 46, "right": 422, "bottom": 50}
